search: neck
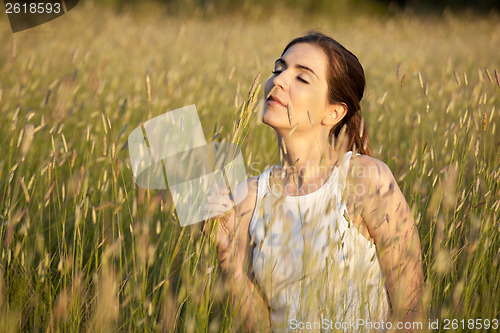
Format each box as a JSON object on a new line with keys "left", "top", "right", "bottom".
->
{"left": 272, "top": 131, "right": 348, "bottom": 195}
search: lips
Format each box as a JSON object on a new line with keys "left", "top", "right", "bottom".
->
{"left": 266, "top": 94, "right": 287, "bottom": 108}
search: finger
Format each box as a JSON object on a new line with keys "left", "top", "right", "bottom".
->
{"left": 203, "top": 203, "right": 231, "bottom": 217}
{"left": 218, "top": 221, "right": 231, "bottom": 239}
{"left": 224, "top": 195, "right": 234, "bottom": 208}
{"left": 205, "top": 192, "right": 225, "bottom": 204}
{"left": 208, "top": 184, "right": 230, "bottom": 196}
{"left": 205, "top": 193, "right": 219, "bottom": 204}
{"left": 204, "top": 201, "right": 230, "bottom": 212}
{"left": 206, "top": 193, "right": 233, "bottom": 207}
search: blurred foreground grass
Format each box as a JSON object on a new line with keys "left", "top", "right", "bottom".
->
{"left": 0, "top": 2, "right": 499, "bottom": 332}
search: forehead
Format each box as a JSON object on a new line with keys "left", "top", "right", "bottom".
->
{"left": 280, "top": 43, "right": 327, "bottom": 77}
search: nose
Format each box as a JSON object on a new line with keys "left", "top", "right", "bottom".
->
{"left": 264, "top": 71, "right": 287, "bottom": 98}
{"left": 272, "top": 71, "right": 287, "bottom": 91}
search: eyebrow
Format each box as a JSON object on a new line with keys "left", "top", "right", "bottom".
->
{"left": 275, "top": 58, "right": 319, "bottom": 79}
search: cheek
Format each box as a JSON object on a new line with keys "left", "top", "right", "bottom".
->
{"left": 292, "top": 87, "right": 328, "bottom": 121}
{"left": 292, "top": 87, "right": 323, "bottom": 109}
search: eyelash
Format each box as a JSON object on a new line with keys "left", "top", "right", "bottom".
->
{"left": 272, "top": 70, "right": 309, "bottom": 84}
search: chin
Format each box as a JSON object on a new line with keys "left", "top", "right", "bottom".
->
{"left": 262, "top": 109, "right": 291, "bottom": 133}
{"left": 261, "top": 107, "right": 272, "bottom": 126}
{"left": 262, "top": 106, "right": 280, "bottom": 127}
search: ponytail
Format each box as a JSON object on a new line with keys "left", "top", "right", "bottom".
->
{"left": 330, "top": 112, "right": 372, "bottom": 157}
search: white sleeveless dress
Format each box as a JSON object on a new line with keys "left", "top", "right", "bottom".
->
{"left": 248, "top": 151, "right": 391, "bottom": 332}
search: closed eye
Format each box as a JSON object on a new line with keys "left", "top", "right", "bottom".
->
{"left": 272, "top": 70, "right": 309, "bottom": 84}
{"left": 297, "top": 76, "right": 309, "bottom": 84}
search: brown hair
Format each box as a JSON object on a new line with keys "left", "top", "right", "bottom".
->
{"left": 281, "top": 32, "right": 372, "bottom": 156}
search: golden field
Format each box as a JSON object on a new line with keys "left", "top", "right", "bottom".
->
{"left": 0, "top": 2, "right": 499, "bottom": 331}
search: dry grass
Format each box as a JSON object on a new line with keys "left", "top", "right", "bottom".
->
{"left": 0, "top": 2, "right": 499, "bottom": 332}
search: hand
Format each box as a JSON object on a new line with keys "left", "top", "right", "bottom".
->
{"left": 203, "top": 186, "right": 237, "bottom": 273}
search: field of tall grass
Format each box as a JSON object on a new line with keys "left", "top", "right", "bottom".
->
{"left": 0, "top": 2, "right": 499, "bottom": 331}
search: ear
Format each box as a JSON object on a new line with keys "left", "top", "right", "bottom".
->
{"left": 321, "top": 103, "right": 347, "bottom": 126}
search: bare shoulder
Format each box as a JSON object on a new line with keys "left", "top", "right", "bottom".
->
{"left": 346, "top": 154, "right": 415, "bottom": 239}
{"left": 346, "top": 154, "right": 397, "bottom": 196}
{"left": 342, "top": 154, "right": 398, "bottom": 240}
{"left": 344, "top": 154, "right": 406, "bottom": 226}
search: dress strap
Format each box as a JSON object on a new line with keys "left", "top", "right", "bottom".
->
{"left": 337, "top": 151, "right": 355, "bottom": 193}
{"left": 257, "top": 167, "right": 273, "bottom": 201}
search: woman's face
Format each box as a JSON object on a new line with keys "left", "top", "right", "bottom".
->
{"left": 262, "top": 42, "right": 333, "bottom": 134}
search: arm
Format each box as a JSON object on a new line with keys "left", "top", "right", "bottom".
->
{"left": 206, "top": 178, "right": 271, "bottom": 331}
{"left": 344, "top": 156, "right": 425, "bottom": 331}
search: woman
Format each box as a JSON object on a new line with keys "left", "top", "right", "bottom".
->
{"left": 207, "top": 32, "right": 424, "bottom": 332}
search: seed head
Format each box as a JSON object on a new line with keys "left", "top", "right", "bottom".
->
{"left": 146, "top": 74, "right": 151, "bottom": 103}
{"left": 422, "top": 141, "right": 428, "bottom": 156}
{"left": 266, "top": 85, "right": 277, "bottom": 100}
{"left": 307, "top": 110, "right": 313, "bottom": 125}
{"left": 485, "top": 67, "right": 493, "bottom": 83}
{"left": 400, "top": 74, "right": 406, "bottom": 87}
{"left": 417, "top": 71, "right": 423, "bottom": 89}
{"left": 454, "top": 70, "right": 460, "bottom": 86}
